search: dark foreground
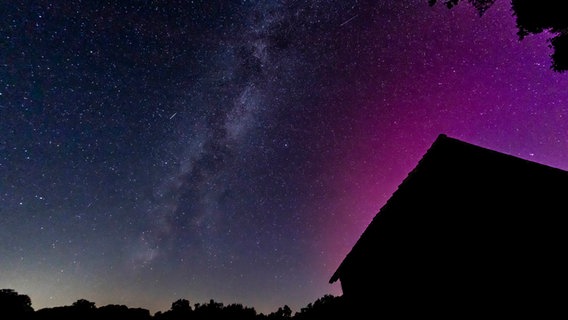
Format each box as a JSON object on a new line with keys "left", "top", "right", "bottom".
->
{"left": 1, "top": 288, "right": 346, "bottom": 320}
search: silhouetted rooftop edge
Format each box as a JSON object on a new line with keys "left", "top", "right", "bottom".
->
{"left": 330, "top": 133, "right": 568, "bottom": 284}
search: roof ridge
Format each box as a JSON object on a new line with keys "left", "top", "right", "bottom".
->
{"left": 329, "top": 133, "right": 568, "bottom": 284}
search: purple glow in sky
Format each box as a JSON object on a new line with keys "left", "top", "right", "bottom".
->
{"left": 1, "top": 0, "right": 567, "bottom": 315}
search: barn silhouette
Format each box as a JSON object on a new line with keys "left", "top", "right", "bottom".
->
{"left": 330, "top": 134, "right": 568, "bottom": 317}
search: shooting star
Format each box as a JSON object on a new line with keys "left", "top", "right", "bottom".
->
{"left": 169, "top": 112, "right": 177, "bottom": 120}
{"left": 340, "top": 14, "right": 358, "bottom": 27}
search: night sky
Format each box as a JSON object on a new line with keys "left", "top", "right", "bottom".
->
{"left": 2, "top": 0, "right": 568, "bottom": 315}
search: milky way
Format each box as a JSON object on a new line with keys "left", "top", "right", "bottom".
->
{"left": 2, "top": 0, "right": 568, "bottom": 314}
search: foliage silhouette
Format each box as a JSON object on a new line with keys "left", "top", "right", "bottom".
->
{"left": 0, "top": 289, "right": 34, "bottom": 319}
{"left": 1, "top": 288, "right": 351, "bottom": 320}
{"left": 97, "top": 304, "right": 152, "bottom": 320}
{"left": 171, "top": 298, "right": 191, "bottom": 313}
{"left": 429, "top": 0, "right": 496, "bottom": 15}
{"left": 72, "top": 298, "right": 96, "bottom": 311}
{"left": 429, "top": 0, "right": 568, "bottom": 72}
{"left": 293, "top": 295, "right": 346, "bottom": 320}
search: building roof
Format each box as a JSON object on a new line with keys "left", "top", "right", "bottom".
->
{"left": 330, "top": 133, "right": 568, "bottom": 284}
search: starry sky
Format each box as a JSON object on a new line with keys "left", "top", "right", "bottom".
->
{"left": 2, "top": 0, "right": 568, "bottom": 315}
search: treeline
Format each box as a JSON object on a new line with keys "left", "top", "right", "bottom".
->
{"left": 1, "top": 288, "right": 346, "bottom": 320}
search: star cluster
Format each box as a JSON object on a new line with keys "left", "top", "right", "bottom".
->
{"left": 1, "top": 0, "right": 568, "bottom": 315}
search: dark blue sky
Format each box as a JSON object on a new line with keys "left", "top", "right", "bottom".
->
{"left": 2, "top": 0, "right": 568, "bottom": 314}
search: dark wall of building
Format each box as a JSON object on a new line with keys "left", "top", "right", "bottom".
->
{"left": 335, "top": 136, "right": 568, "bottom": 317}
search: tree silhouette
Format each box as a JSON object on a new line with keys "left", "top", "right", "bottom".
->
{"left": 69, "top": 299, "right": 97, "bottom": 320}
{"left": 157, "top": 298, "right": 193, "bottom": 319}
{"left": 265, "top": 305, "right": 292, "bottom": 320}
{"left": 0, "top": 289, "right": 34, "bottom": 319}
{"left": 293, "top": 295, "right": 346, "bottom": 320}
{"left": 171, "top": 298, "right": 192, "bottom": 313}
{"left": 97, "top": 304, "right": 152, "bottom": 320}
{"left": 429, "top": 0, "right": 568, "bottom": 72}
{"left": 428, "top": 0, "right": 496, "bottom": 15}
{"left": 1, "top": 288, "right": 353, "bottom": 320}
{"left": 512, "top": 1, "right": 568, "bottom": 71}
{"left": 193, "top": 299, "right": 224, "bottom": 319}
{"left": 72, "top": 298, "right": 97, "bottom": 311}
